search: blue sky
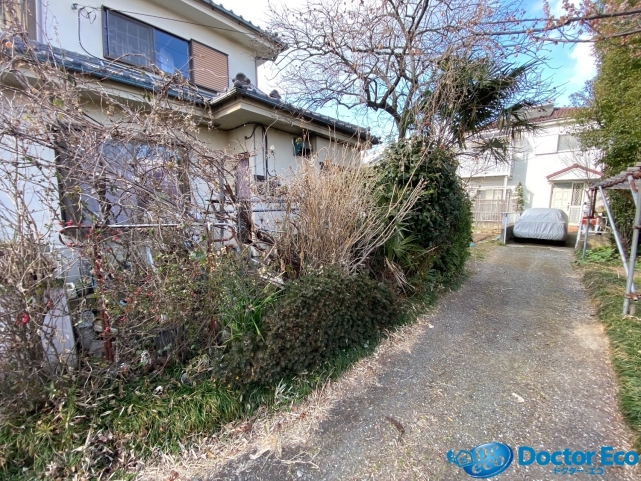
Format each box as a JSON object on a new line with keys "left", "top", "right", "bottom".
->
{"left": 527, "top": 0, "right": 597, "bottom": 104}
{"left": 217, "top": 0, "right": 596, "bottom": 135}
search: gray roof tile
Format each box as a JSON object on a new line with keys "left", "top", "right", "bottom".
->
{"left": 7, "top": 39, "right": 376, "bottom": 143}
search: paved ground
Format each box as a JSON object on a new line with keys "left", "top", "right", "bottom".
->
{"left": 207, "top": 243, "right": 637, "bottom": 480}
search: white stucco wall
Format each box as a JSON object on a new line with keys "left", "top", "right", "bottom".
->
{"left": 464, "top": 118, "right": 601, "bottom": 210}
{"left": 224, "top": 128, "right": 362, "bottom": 179}
{"left": 39, "top": 0, "right": 258, "bottom": 90}
{"left": 0, "top": 138, "right": 60, "bottom": 244}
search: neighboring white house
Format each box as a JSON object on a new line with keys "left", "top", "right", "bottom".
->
{"left": 459, "top": 104, "right": 602, "bottom": 226}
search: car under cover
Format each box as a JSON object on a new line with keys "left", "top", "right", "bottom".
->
{"left": 513, "top": 208, "right": 569, "bottom": 241}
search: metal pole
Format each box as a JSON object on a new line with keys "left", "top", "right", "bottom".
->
{"left": 623, "top": 185, "right": 641, "bottom": 314}
{"left": 502, "top": 213, "right": 508, "bottom": 244}
{"left": 599, "top": 186, "right": 635, "bottom": 293}
{"left": 629, "top": 175, "right": 638, "bottom": 207}
{"left": 575, "top": 211, "right": 583, "bottom": 249}
{"left": 582, "top": 216, "right": 590, "bottom": 258}
{"left": 582, "top": 194, "right": 592, "bottom": 258}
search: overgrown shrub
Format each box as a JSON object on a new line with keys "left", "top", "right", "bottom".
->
{"left": 270, "top": 160, "right": 422, "bottom": 277}
{"left": 374, "top": 138, "right": 473, "bottom": 286}
{"left": 215, "top": 269, "right": 402, "bottom": 386}
{"left": 101, "top": 244, "right": 278, "bottom": 369}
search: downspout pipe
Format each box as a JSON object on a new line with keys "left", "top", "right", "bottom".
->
{"left": 243, "top": 123, "right": 269, "bottom": 178}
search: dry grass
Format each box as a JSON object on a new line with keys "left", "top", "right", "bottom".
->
{"left": 136, "top": 313, "right": 437, "bottom": 480}
{"left": 274, "top": 160, "right": 422, "bottom": 276}
{"left": 578, "top": 256, "right": 641, "bottom": 451}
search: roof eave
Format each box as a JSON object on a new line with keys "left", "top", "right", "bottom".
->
{"left": 212, "top": 88, "right": 379, "bottom": 144}
{"left": 197, "top": 1, "right": 287, "bottom": 55}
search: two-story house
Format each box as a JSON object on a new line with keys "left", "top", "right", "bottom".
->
{"left": 459, "top": 104, "right": 602, "bottom": 226}
{"left": 1, "top": 0, "right": 378, "bottom": 251}
{"left": 0, "top": 0, "right": 376, "bottom": 365}
{"left": 15, "top": 0, "right": 374, "bottom": 168}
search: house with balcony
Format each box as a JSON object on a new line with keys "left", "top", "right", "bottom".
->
{"left": 458, "top": 104, "right": 602, "bottom": 226}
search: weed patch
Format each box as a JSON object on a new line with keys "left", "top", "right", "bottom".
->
{"left": 579, "top": 255, "right": 641, "bottom": 450}
{"left": 0, "top": 272, "right": 448, "bottom": 480}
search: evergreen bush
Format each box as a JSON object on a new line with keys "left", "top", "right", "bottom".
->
{"left": 215, "top": 269, "right": 402, "bottom": 386}
{"left": 375, "top": 138, "right": 473, "bottom": 285}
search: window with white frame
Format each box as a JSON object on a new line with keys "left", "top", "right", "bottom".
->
{"left": 557, "top": 134, "right": 579, "bottom": 152}
{"left": 477, "top": 189, "right": 504, "bottom": 200}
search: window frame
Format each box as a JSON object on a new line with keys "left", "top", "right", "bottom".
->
{"left": 102, "top": 8, "right": 190, "bottom": 79}
{"left": 557, "top": 134, "right": 579, "bottom": 153}
{"left": 293, "top": 136, "right": 314, "bottom": 158}
{"left": 56, "top": 139, "right": 190, "bottom": 227}
{"left": 477, "top": 188, "right": 504, "bottom": 201}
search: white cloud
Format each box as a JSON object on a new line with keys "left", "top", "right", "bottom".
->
{"left": 551, "top": 40, "right": 597, "bottom": 105}
{"left": 550, "top": 0, "right": 565, "bottom": 18}
{"left": 567, "top": 42, "right": 597, "bottom": 87}
{"left": 526, "top": 0, "right": 597, "bottom": 105}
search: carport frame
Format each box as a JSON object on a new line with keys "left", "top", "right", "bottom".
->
{"left": 590, "top": 163, "right": 641, "bottom": 315}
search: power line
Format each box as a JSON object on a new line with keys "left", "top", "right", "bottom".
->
{"left": 72, "top": 4, "right": 272, "bottom": 37}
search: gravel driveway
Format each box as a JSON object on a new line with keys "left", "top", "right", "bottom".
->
{"left": 207, "top": 243, "right": 637, "bottom": 480}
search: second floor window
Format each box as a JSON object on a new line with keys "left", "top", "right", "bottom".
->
{"left": 557, "top": 134, "right": 579, "bottom": 152}
{"left": 103, "top": 9, "right": 189, "bottom": 78}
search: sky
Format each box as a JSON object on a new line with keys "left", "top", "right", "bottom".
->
{"left": 529, "top": 0, "right": 598, "bottom": 104}
{"left": 216, "top": 0, "right": 597, "bottom": 134}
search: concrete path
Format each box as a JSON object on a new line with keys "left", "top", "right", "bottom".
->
{"left": 208, "top": 243, "right": 637, "bottom": 480}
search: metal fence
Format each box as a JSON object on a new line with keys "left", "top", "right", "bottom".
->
{"left": 472, "top": 198, "right": 518, "bottom": 230}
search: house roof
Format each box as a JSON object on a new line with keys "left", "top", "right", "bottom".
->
{"left": 8, "top": 39, "right": 377, "bottom": 144}
{"left": 208, "top": 86, "right": 377, "bottom": 142}
{"left": 481, "top": 105, "right": 582, "bottom": 133}
{"left": 531, "top": 107, "right": 580, "bottom": 123}
{"left": 196, "top": 1, "right": 287, "bottom": 54}
{"left": 546, "top": 163, "right": 602, "bottom": 181}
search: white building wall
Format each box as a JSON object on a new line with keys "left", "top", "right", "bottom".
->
{"left": 0, "top": 138, "right": 60, "bottom": 244}
{"left": 464, "top": 118, "right": 601, "bottom": 210}
{"left": 39, "top": 0, "right": 257, "bottom": 90}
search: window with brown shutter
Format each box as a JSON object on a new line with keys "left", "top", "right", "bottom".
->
{"left": 190, "top": 41, "right": 229, "bottom": 92}
{"left": 103, "top": 9, "right": 190, "bottom": 78}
